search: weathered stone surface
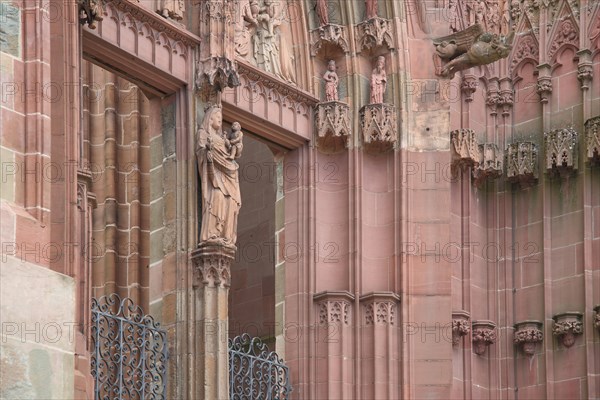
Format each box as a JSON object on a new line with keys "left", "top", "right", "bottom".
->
{"left": 0, "top": 4, "right": 21, "bottom": 57}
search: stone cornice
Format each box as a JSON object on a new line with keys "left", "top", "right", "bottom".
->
{"left": 314, "top": 291, "right": 355, "bottom": 302}
{"left": 108, "top": 0, "right": 201, "bottom": 47}
{"left": 236, "top": 59, "right": 319, "bottom": 106}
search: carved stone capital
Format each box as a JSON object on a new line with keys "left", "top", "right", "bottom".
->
{"left": 461, "top": 74, "right": 478, "bottom": 102}
{"left": 452, "top": 311, "right": 471, "bottom": 346}
{"left": 359, "top": 103, "right": 397, "bottom": 154}
{"left": 585, "top": 116, "right": 600, "bottom": 164}
{"left": 544, "top": 127, "right": 578, "bottom": 177}
{"left": 78, "top": 0, "right": 104, "bottom": 29}
{"left": 498, "top": 90, "right": 514, "bottom": 116}
{"left": 594, "top": 305, "right": 600, "bottom": 333}
{"left": 360, "top": 292, "right": 400, "bottom": 326}
{"left": 450, "top": 128, "right": 480, "bottom": 171}
{"left": 486, "top": 88, "right": 499, "bottom": 115}
{"left": 315, "top": 101, "right": 351, "bottom": 154}
{"left": 314, "top": 291, "right": 355, "bottom": 326}
{"left": 354, "top": 17, "right": 395, "bottom": 53}
{"left": 191, "top": 243, "right": 236, "bottom": 288}
{"left": 514, "top": 320, "right": 543, "bottom": 356}
{"left": 473, "top": 143, "right": 503, "bottom": 187}
{"left": 536, "top": 76, "right": 553, "bottom": 104}
{"left": 506, "top": 142, "right": 538, "bottom": 187}
{"left": 472, "top": 320, "right": 497, "bottom": 356}
{"left": 310, "top": 24, "right": 350, "bottom": 56}
{"left": 196, "top": 57, "right": 240, "bottom": 93}
{"left": 552, "top": 312, "right": 583, "bottom": 348}
{"left": 577, "top": 50, "right": 593, "bottom": 90}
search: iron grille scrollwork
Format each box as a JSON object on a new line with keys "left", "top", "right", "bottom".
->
{"left": 229, "top": 333, "right": 292, "bottom": 399}
{"left": 91, "top": 294, "right": 168, "bottom": 400}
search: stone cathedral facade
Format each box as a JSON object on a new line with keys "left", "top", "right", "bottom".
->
{"left": 1, "top": 0, "right": 600, "bottom": 399}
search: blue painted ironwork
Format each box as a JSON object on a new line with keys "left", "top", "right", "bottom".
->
{"left": 91, "top": 294, "right": 168, "bottom": 400}
{"left": 229, "top": 333, "right": 292, "bottom": 399}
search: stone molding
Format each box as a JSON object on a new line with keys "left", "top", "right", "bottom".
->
{"left": 472, "top": 320, "right": 497, "bottom": 356}
{"left": 310, "top": 24, "right": 350, "bottom": 56}
{"left": 452, "top": 311, "right": 471, "bottom": 346}
{"left": 354, "top": 17, "right": 395, "bottom": 53}
{"left": 473, "top": 143, "right": 503, "bottom": 187}
{"left": 594, "top": 305, "right": 600, "bottom": 333}
{"left": 360, "top": 292, "right": 400, "bottom": 326}
{"left": 552, "top": 312, "right": 583, "bottom": 348}
{"left": 314, "top": 291, "right": 355, "bottom": 326}
{"left": 514, "top": 320, "right": 543, "bottom": 356}
{"left": 315, "top": 101, "right": 352, "bottom": 154}
{"left": 359, "top": 104, "right": 398, "bottom": 153}
{"left": 191, "top": 243, "right": 236, "bottom": 288}
{"left": 544, "top": 127, "right": 578, "bottom": 177}
{"left": 451, "top": 129, "right": 480, "bottom": 170}
{"left": 585, "top": 116, "right": 600, "bottom": 163}
{"left": 506, "top": 141, "right": 539, "bottom": 186}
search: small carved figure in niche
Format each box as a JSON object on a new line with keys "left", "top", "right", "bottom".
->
{"left": 158, "top": 0, "right": 184, "bottom": 21}
{"left": 370, "top": 56, "right": 387, "bottom": 104}
{"left": 196, "top": 106, "right": 242, "bottom": 247}
{"left": 324, "top": 60, "right": 339, "bottom": 102}
{"left": 366, "top": 0, "right": 378, "bottom": 19}
{"left": 226, "top": 122, "right": 244, "bottom": 160}
{"left": 316, "top": 0, "right": 329, "bottom": 26}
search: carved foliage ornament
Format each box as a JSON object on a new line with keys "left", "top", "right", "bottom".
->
{"left": 355, "top": 17, "right": 395, "bottom": 53}
{"left": 472, "top": 320, "right": 497, "bottom": 355}
{"left": 552, "top": 312, "right": 583, "bottom": 348}
{"left": 310, "top": 24, "right": 350, "bottom": 56}
{"left": 433, "top": 24, "right": 514, "bottom": 78}
{"left": 452, "top": 311, "right": 471, "bottom": 346}
{"left": 196, "top": 57, "right": 240, "bottom": 92}
{"left": 514, "top": 321, "right": 543, "bottom": 356}
{"left": 79, "top": 0, "right": 104, "bottom": 29}
{"left": 359, "top": 104, "right": 397, "bottom": 153}
{"left": 544, "top": 127, "right": 578, "bottom": 176}
{"left": 585, "top": 116, "right": 600, "bottom": 163}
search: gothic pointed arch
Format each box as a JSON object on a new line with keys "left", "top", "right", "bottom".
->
{"left": 509, "top": 14, "right": 539, "bottom": 78}
{"left": 547, "top": 1, "right": 580, "bottom": 62}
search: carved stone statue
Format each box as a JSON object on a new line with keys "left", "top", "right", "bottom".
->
{"left": 370, "top": 56, "right": 387, "bottom": 104}
{"left": 157, "top": 0, "right": 184, "bottom": 21}
{"left": 316, "top": 0, "right": 329, "bottom": 26}
{"left": 433, "top": 24, "right": 514, "bottom": 78}
{"left": 366, "top": 0, "right": 378, "bottom": 19}
{"left": 195, "top": 106, "right": 242, "bottom": 247}
{"left": 235, "top": 0, "right": 259, "bottom": 60}
{"left": 79, "top": 0, "right": 104, "bottom": 29}
{"left": 324, "top": 60, "right": 339, "bottom": 101}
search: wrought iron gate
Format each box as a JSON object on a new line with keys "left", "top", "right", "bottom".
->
{"left": 91, "top": 294, "right": 168, "bottom": 400}
{"left": 229, "top": 333, "right": 292, "bottom": 399}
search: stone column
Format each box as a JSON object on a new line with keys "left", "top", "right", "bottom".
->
{"left": 192, "top": 243, "right": 235, "bottom": 400}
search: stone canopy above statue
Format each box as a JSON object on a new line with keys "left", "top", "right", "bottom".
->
{"left": 433, "top": 24, "right": 514, "bottom": 78}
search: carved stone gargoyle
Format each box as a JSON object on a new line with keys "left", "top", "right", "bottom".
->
{"left": 433, "top": 24, "right": 514, "bottom": 78}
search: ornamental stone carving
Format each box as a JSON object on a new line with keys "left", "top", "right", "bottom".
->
{"left": 78, "top": 0, "right": 104, "bottom": 29}
{"left": 594, "top": 305, "right": 600, "bottom": 333}
{"left": 585, "top": 116, "right": 600, "bottom": 163}
{"left": 514, "top": 320, "right": 543, "bottom": 356}
{"left": 360, "top": 292, "right": 400, "bottom": 326}
{"left": 552, "top": 312, "right": 583, "bottom": 348}
{"left": 506, "top": 141, "right": 538, "bottom": 186}
{"left": 450, "top": 129, "right": 480, "bottom": 171}
{"left": 461, "top": 74, "right": 478, "bottom": 102}
{"left": 544, "top": 127, "right": 578, "bottom": 177}
{"left": 548, "top": 20, "right": 579, "bottom": 60}
{"left": 355, "top": 17, "right": 395, "bottom": 53}
{"left": 360, "top": 104, "right": 397, "bottom": 153}
{"left": 433, "top": 24, "right": 514, "bottom": 78}
{"left": 510, "top": 34, "right": 539, "bottom": 73}
{"left": 472, "top": 320, "right": 497, "bottom": 355}
{"left": 196, "top": 57, "right": 241, "bottom": 93}
{"left": 536, "top": 75, "right": 552, "bottom": 103}
{"left": 314, "top": 291, "right": 355, "bottom": 326}
{"left": 473, "top": 143, "right": 503, "bottom": 187}
{"left": 452, "top": 311, "right": 471, "bottom": 346}
{"left": 310, "top": 24, "right": 350, "bottom": 56}
{"left": 191, "top": 244, "right": 235, "bottom": 288}
{"left": 157, "top": 0, "right": 184, "bottom": 21}
{"left": 577, "top": 50, "right": 593, "bottom": 90}
{"left": 315, "top": 102, "right": 351, "bottom": 154}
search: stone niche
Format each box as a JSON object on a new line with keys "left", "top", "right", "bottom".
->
{"left": 506, "top": 141, "right": 538, "bottom": 187}
{"left": 315, "top": 101, "right": 352, "bottom": 154}
{"left": 473, "top": 143, "right": 503, "bottom": 187}
{"left": 544, "top": 127, "right": 578, "bottom": 177}
{"left": 552, "top": 312, "right": 583, "bottom": 348}
{"left": 452, "top": 310, "right": 471, "bottom": 346}
{"left": 514, "top": 320, "right": 543, "bottom": 356}
{"left": 471, "top": 320, "right": 497, "bottom": 356}
{"left": 585, "top": 116, "right": 600, "bottom": 164}
{"left": 359, "top": 104, "right": 398, "bottom": 153}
